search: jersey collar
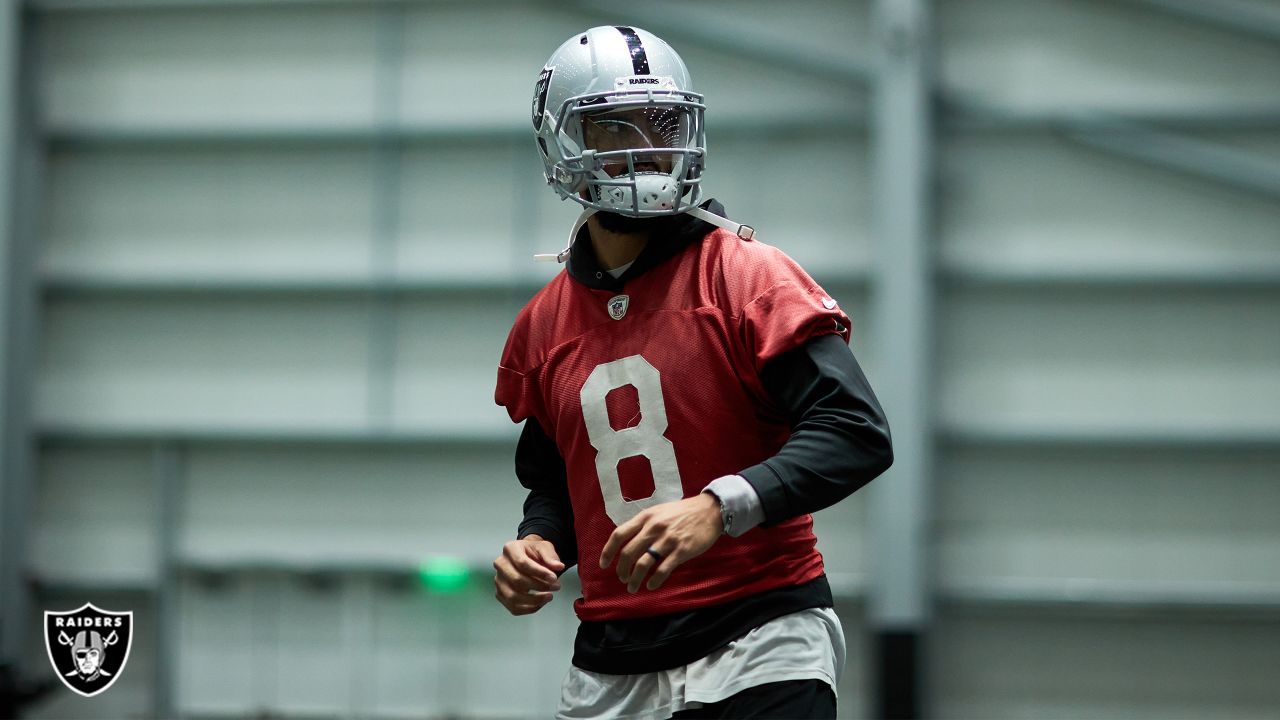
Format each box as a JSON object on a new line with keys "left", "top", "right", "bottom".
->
{"left": 566, "top": 199, "right": 727, "bottom": 291}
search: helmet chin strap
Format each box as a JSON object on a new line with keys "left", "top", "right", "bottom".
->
{"left": 533, "top": 205, "right": 755, "bottom": 264}
{"left": 535, "top": 206, "right": 597, "bottom": 263}
{"left": 685, "top": 206, "right": 755, "bottom": 241}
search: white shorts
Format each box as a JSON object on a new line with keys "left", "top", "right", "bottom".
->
{"left": 557, "top": 607, "right": 846, "bottom": 720}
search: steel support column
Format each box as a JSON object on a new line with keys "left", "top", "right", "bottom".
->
{"left": 1, "top": 6, "right": 51, "bottom": 713}
{"left": 869, "top": 0, "right": 934, "bottom": 718}
{"left": 0, "top": 0, "right": 27, "bottom": 670}
{"left": 152, "top": 443, "right": 184, "bottom": 718}
{"left": 367, "top": 2, "right": 407, "bottom": 431}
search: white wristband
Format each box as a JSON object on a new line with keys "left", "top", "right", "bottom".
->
{"left": 703, "top": 475, "right": 766, "bottom": 537}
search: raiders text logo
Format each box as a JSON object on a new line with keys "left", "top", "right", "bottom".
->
{"left": 44, "top": 603, "right": 133, "bottom": 698}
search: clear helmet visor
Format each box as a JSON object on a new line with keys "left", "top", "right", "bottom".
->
{"left": 573, "top": 104, "right": 700, "bottom": 214}
{"left": 580, "top": 105, "right": 691, "bottom": 173}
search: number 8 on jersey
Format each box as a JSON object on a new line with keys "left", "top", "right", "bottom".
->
{"left": 579, "top": 355, "right": 684, "bottom": 525}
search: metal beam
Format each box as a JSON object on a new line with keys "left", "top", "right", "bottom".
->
{"left": 36, "top": 422, "right": 519, "bottom": 446}
{"left": 869, "top": 0, "right": 933, "bottom": 717}
{"left": 1063, "top": 122, "right": 1280, "bottom": 201}
{"left": 29, "top": 0, "right": 482, "bottom": 10}
{"left": 870, "top": 0, "right": 934, "bottom": 630}
{"left": 941, "top": 422, "right": 1280, "bottom": 452}
{"left": 152, "top": 443, "right": 183, "bottom": 720}
{"left": 940, "top": 96, "right": 1280, "bottom": 132}
{"left": 568, "top": 0, "right": 874, "bottom": 86}
{"left": 0, "top": 0, "right": 21, "bottom": 676}
{"left": 1, "top": 1, "right": 41, "bottom": 684}
{"left": 1119, "top": 0, "right": 1280, "bottom": 45}
{"left": 366, "top": 2, "right": 408, "bottom": 431}
{"left": 944, "top": 96, "right": 1280, "bottom": 201}
{"left": 942, "top": 578, "right": 1280, "bottom": 615}
{"left": 941, "top": 264, "right": 1280, "bottom": 290}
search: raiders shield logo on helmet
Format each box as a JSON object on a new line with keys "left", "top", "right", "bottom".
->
{"left": 44, "top": 603, "right": 133, "bottom": 698}
{"left": 532, "top": 66, "right": 554, "bottom": 131}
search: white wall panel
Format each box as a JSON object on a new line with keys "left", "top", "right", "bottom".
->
{"left": 272, "top": 576, "right": 352, "bottom": 714}
{"left": 939, "top": 0, "right": 1280, "bottom": 113}
{"left": 42, "top": 1, "right": 869, "bottom": 134}
{"left": 396, "top": 138, "right": 536, "bottom": 283}
{"left": 398, "top": 3, "right": 579, "bottom": 132}
{"left": 392, "top": 296, "right": 523, "bottom": 433}
{"left": 181, "top": 444, "right": 524, "bottom": 567}
{"left": 812, "top": 491, "right": 869, "bottom": 592}
{"left": 937, "top": 447, "right": 1280, "bottom": 588}
{"left": 177, "top": 574, "right": 257, "bottom": 716}
{"left": 38, "top": 296, "right": 373, "bottom": 431}
{"left": 933, "top": 612, "right": 1280, "bottom": 719}
{"left": 937, "top": 287, "right": 1280, "bottom": 433}
{"left": 398, "top": 2, "right": 868, "bottom": 129}
{"left": 44, "top": 145, "right": 379, "bottom": 280}
{"left": 939, "top": 132, "right": 1280, "bottom": 275}
{"left": 41, "top": 5, "right": 381, "bottom": 131}
{"left": 452, "top": 591, "right": 560, "bottom": 717}
{"left": 368, "top": 580, "right": 449, "bottom": 717}
{"left": 177, "top": 572, "right": 581, "bottom": 718}
{"left": 680, "top": 47, "right": 867, "bottom": 127}
{"left": 29, "top": 445, "right": 156, "bottom": 585}
{"left": 650, "top": 0, "right": 872, "bottom": 69}
{"left": 832, "top": 597, "right": 870, "bottom": 720}
{"left": 710, "top": 135, "right": 872, "bottom": 278}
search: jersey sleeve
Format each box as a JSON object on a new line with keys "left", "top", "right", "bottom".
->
{"left": 496, "top": 365, "right": 535, "bottom": 422}
{"left": 494, "top": 312, "right": 547, "bottom": 427}
{"left": 735, "top": 255, "right": 851, "bottom": 374}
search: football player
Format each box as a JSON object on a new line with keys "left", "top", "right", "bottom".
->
{"left": 494, "top": 25, "right": 893, "bottom": 720}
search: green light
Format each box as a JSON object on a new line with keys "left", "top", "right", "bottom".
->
{"left": 417, "top": 557, "right": 471, "bottom": 594}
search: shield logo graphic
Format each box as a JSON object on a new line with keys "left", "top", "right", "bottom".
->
{"left": 607, "top": 294, "right": 630, "bottom": 321}
{"left": 44, "top": 603, "right": 133, "bottom": 698}
{"left": 532, "top": 66, "right": 554, "bottom": 131}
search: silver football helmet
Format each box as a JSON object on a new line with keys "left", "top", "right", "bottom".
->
{"left": 532, "top": 26, "right": 706, "bottom": 218}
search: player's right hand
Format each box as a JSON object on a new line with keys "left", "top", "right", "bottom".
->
{"left": 493, "top": 535, "right": 564, "bottom": 616}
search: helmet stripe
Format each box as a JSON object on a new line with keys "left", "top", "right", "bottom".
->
{"left": 614, "top": 26, "right": 651, "bottom": 75}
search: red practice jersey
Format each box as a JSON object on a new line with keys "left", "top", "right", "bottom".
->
{"left": 496, "top": 229, "right": 852, "bottom": 622}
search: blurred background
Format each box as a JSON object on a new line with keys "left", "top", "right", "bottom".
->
{"left": 0, "top": 0, "right": 1278, "bottom": 718}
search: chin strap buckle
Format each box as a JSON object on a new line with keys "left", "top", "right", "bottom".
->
{"left": 533, "top": 249, "right": 572, "bottom": 263}
{"left": 685, "top": 206, "right": 756, "bottom": 241}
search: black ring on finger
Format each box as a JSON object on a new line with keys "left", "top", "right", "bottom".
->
{"left": 645, "top": 547, "right": 664, "bottom": 562}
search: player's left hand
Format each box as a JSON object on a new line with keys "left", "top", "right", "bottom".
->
{"left": 599, "top": 492, "right": 723, "bottom": 593}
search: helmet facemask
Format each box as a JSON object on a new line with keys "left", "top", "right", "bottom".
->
{"left": 548, "top": 85, "right": 706, "bottom": 217}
